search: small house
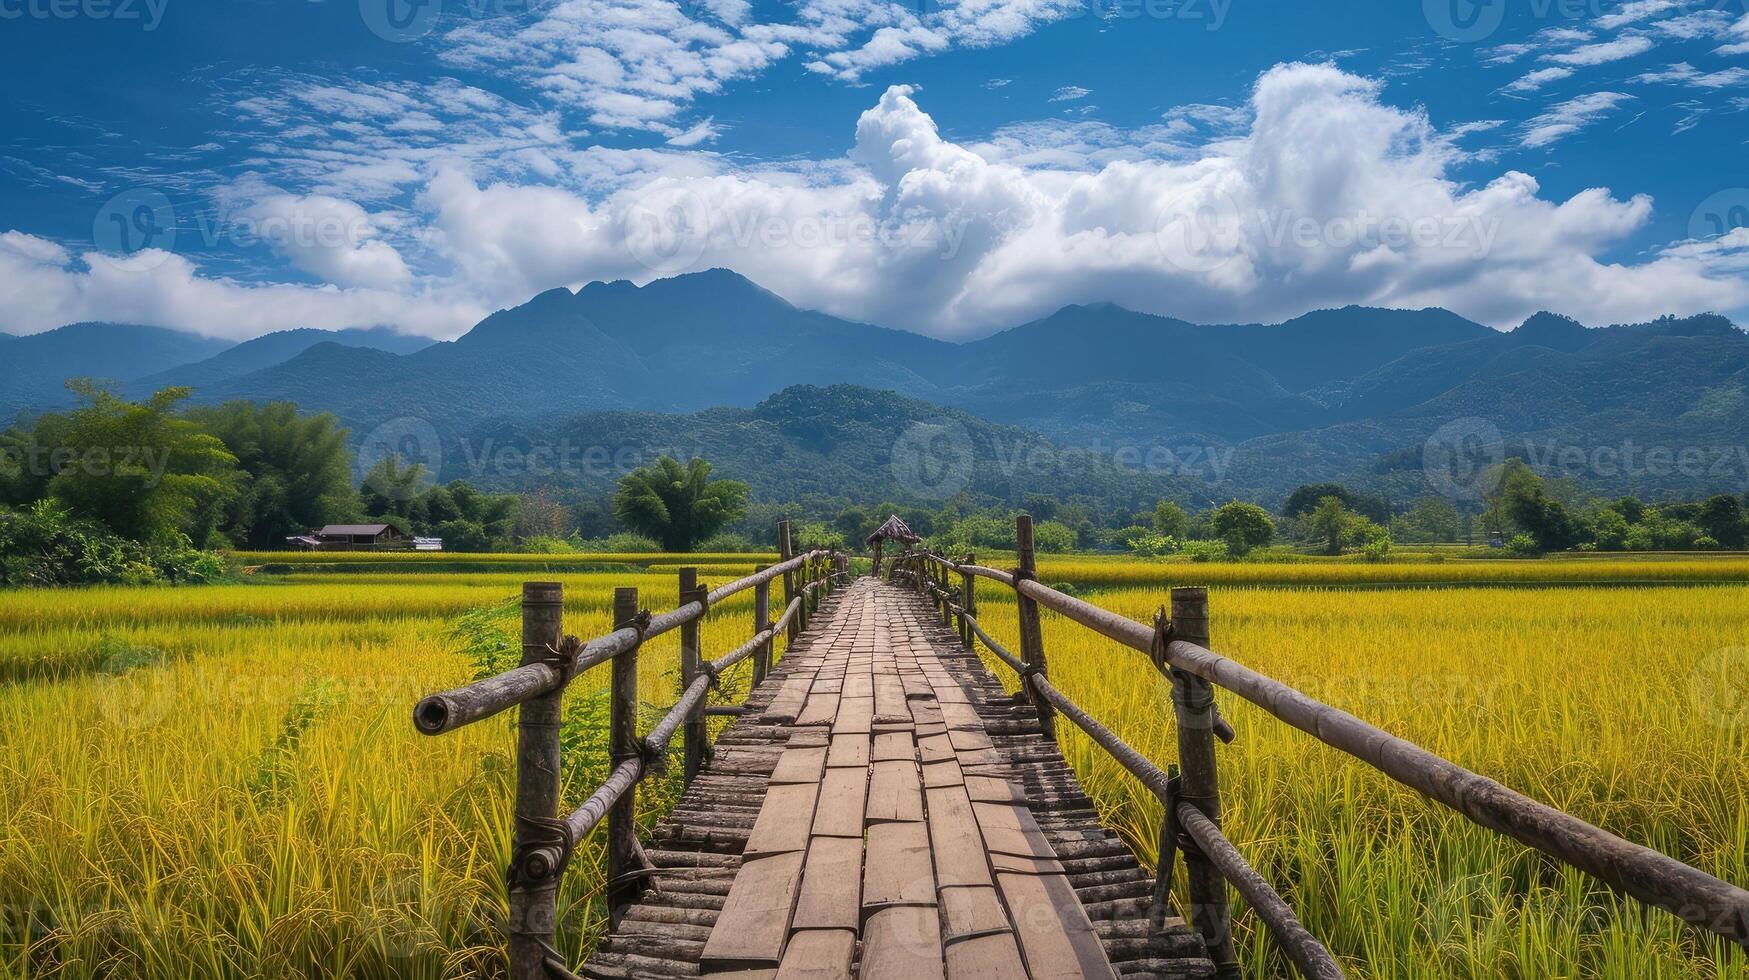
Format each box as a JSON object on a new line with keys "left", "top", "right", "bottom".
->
{"left": 286, "top": 523, "right": 408, "bottom": 551}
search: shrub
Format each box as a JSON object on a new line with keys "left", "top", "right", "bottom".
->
{"left": 1694, "top": 536, "right": 1721, "bottom": 551}
{"left": 1505, "top": 534, "right": 1541, "bottom": 557}
{"left": 1181, "top": 540, "right": 1229, "bottom": 563}
{"left": 0, "top": 501, "right": 224, "bottom": 586}
{"left": 577, "top": 532, "right": 663, "bottom": 554}
{"left": 1360, "top": 535, "right": 1393, "bottom": 563}
{"left": 697, "top": 532, "right": 755, "bottom": 553}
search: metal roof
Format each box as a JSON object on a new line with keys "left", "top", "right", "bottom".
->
{"left": 316, "top": 524, "right": 400, "bottom": 536}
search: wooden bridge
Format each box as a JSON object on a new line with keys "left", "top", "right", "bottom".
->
{"left": 412, "top": 517, "right": 1749, "bottom": 979}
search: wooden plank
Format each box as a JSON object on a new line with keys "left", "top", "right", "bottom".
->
{"left": 994, "top": 872, "right": 1117, "bottom": 980}
{"left": 769, "top": 746, "right": 828, "bottom": 785}
{"left": 989, "top": 851, "right": 1066, "bottom": 876}
{"left": 826, "top": 733, "right": 870, "bottom": 769}
{"left": 774, "top": 929, "right": 855, "bottom": 980}
{"left": 744, "top": 783, "right": 820, "bottom": 857}
{"left": 921, "top": 758, "right": 964, "bottom": 789}
{"left": 969, "top": 802, "right": 1053, "bottom": 859}
{"left": 811, "top": 766, "right": 868, "bottom": 839}
{"left": 699, "top": 851, "right": 805, "bottom": 966}
{"left": 938, "top": 885, "right": 1010, "bottom": 942}
{"left": 946, "top": 728, "right": 993, "bottom": 753}
{"left": 861, "top": 905, "right": 945, "bottom": 980}
{"left": 924, "top": 785, "right": 993, "bottom": 888}
{"left": 866, "top": 760, "right": 925, "bottom": 823}
{"left": 871, "top": 731, "right": 916, "bottom": 763}
{"left": 791, "top": 836, "right": 864, "bottom": 931}
{"left": 918, "top": 733, "right": 956, "bottom": 764}
{"left": 795, "top": 692, "right": 840, "bottom": 727}
{"left": 963, "top": 776, "right": 1024, "bottom": 804}
{"left": 832, "top": 696, "right": 874, "bottom": 735}
{"left": 862, "top": 822, "right": 934, "bottom": 907}
{"left": 943, "top": 932, "right": 1029, "bottom": 980}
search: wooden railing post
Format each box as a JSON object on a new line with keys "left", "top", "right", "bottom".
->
{"left": 778, "top": 521, "right": 799, "bottom": 645}
{"left": 678, "top": 568, "right": 706, "bottom": 785}
{"left": 752, "top": 564, "right": 772, "bottom": 687}
{"left": 508, "top": 582, "right": 565, "bottom": 980}
{"left": 1014, "top": 515, "right": 1056, "bottom": 740}
{"left": 959, "top": 552, "right": 976, "bottom": 649}
{"left": 1169, "top": 586, "right": 1237, "bottom": 975}
{"left": 606, "top": 586, "right": 641, "bottom": 926}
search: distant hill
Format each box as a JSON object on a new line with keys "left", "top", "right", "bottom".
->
{"left": 8, "top": 271, "right": 1746, "bottom": 502}
{"left": 130, "top": 327, "right": 431, "bottom": 396}
{"left": 1, "top": 323, "right": 232, "bottom": 419}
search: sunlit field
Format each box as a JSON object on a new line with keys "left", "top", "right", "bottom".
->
{"left": 968, "top": 577, "right": 1749, "bottom": 979}
{"left": 1, "top": 555, "right": 1745, "bottom": 978}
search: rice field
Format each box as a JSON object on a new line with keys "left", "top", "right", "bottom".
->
{"left": 0, "top": 556, "right": 1744, "bottom": 978}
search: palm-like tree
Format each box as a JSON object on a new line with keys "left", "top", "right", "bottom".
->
{"left": 613, "top": 456, "right": 749, "bottom": 552}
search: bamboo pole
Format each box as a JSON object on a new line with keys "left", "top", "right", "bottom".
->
{"left": 752, "top": 564, "right": 772, "bottom": 688}
{"left": 678, "top": 567, "right": 706, "bottom": 786}
{"left": 1014, "top": 515, "right": 1056, "bottom": 739}
{"left": 778, "top": 521, "right": 798, "bottom": 646}
{"left": 959, "top": 552, "right": 976, "bottom": 649}
{"left": 1168, "top": 587, "right": 1237, "bottom": 975}
{"left": 605, "top": 586, "right": 641, "bottom": 925}
{"left": 507, "top": 582, "right": 564, "bottom": 980}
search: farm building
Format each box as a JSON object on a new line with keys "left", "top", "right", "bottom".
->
{"left": 285, "top": 523, "right": 409, "bottom": 551}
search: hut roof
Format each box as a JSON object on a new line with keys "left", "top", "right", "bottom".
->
{"left": 865, "top": 514, "right": 921, "bottom": 547}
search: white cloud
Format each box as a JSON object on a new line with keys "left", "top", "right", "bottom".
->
{"left": 0, "top": 231, "right": 478, "bottom": 340}
{"left": 229, "top": 191, "right": 413, "bottom": 289}
{"left": 1717, "top": 12, "right": 1749, "bottom": 54}
{"left": 1636, "top": 62, "right": 1749, "bottom": 88}
{"left": 1544, "top": 33, "right": 1655, "bottom": 65}
{"left": 1595, "top": 0, "right": 1682, "bottom": 31}
{"left": 7, "top": 64, "right": 1745, "bottom": 343}
{"left": 1521, "top": 92, "right": 1635, "bottom": 147}
{"left": 1503, "top": 66, "right": 1576, "bottom": 93}
{"left": 1049, "top": 85, "right": 1091, "bottom": 102}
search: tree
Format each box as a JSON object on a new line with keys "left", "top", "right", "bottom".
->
{"left": 1153, "top": 500, "right": 1189, "bottom": 539}
{"left": 614, "top": 456, "right": 750, "bottom": 552}
{"left": 1697, "top": 494, "right": 1746, "bottom": 549}
{"left": 1500, "top": 462, "right": 1580, "bottom": 553}
{"left": 1391, "top": 498, "right": 1462, "bottom": 544}
{"left": 1031, "top": 520, "right": 1077, "bottom": 553}
{"left": 6, "top": 382, "right": 239, "bottom": 545}
{"left": 1211, "top": 501, "right": 1274, "bottom": 556}
{"left": 185, "top": 400, "right": 355, "bottom": 548}
{"left": 1283, "top": 483, "right": 1390, "bottom": 523}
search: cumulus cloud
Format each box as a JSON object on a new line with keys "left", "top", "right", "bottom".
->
{"left": 0, "top": 231, "right": 477, "bottom": 339}
{"left": 6, "top": 63, "right": 1746, "bottom": 342}
{"left": 231, "top": 192, "right": 413, "bottom": 289}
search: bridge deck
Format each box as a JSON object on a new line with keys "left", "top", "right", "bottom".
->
{"left": 583, "top": 578, "right": 1214, "bottom": 979}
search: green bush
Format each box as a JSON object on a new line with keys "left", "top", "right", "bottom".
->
{"left": 577, "top": 532, "right": 663, "bottom": 553}
{"left": 0, "top": 501, "right": 225, "bottom": 586}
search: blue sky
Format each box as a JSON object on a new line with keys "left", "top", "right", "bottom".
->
{"left": 1, "top": 0, "right": 1747, "bottom": 340}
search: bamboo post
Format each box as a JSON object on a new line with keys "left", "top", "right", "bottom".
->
{"left": 678, "top": 567, "right": 706, "bottom": 785}
{"left": 960, "top": 552, "right": 976, "bottom": 649}
{"left": 1014, "top": 516, "right": 1056, "bottom": 739}
{"left": 752, "top": 564, "right": 772, "bottom": 687}
{"left": 1169, "top": 586, "right": 1236, "bottom": 975}
{"left": 778, "top": 521, "right": 799, "bottom": 645}
{"left": 606, "top": 586, "right": 641, "bottom": 925}
{"left": 507, "top": 582, "right": 565, "bottom": 980}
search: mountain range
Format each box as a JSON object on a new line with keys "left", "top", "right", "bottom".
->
{"left": 3, "top": 269, "right": 1746, "bottom": 503}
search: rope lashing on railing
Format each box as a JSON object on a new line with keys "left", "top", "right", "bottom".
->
{"left": 507, "top": 811, "right": 578, "bottom": 890}
{"left": 534, "top": 635, "right": 586, "bottom": 687}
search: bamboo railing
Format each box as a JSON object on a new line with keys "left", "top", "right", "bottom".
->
{"left": 411, "top": 520, "right": 848, "bottom": 980}
{"left": 896, "top": 514, "right": 1749, "bottom": 979}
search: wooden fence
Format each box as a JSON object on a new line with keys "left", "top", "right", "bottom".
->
{"left": 894, "top": 514, "right": 1749, "bottom": 979}
{"left": 411, "top": 520, "right": 847, "bottom": 980}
